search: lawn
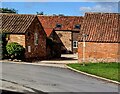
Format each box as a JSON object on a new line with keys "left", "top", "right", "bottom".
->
{"left": 67, "top": 63, "right": 120, "bottom": 82}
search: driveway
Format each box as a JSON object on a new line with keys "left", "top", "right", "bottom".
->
{"left": 34, "top": 54, "right": 78, "bottom": 68}
{"left": 1, "top": 62, "right": 119, "bottom": 93}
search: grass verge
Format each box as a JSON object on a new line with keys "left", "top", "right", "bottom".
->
{"left": 67, "top": 63, "right": 120, "bottom": 82}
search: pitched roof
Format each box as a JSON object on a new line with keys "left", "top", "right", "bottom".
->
{"left": 37, "top": 15, "right": 83, "bottom": 31}
{"left": 78, "top": 13, "right": 120, "bottom": 43}
{"left": 44, "top": 28, "right": 53, "bottom": 37}
{"left": 1, "top": 13, "right": 36, "bottom": 33}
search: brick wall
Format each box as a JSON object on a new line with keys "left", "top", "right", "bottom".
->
{"left": 118, "top": 43, "right": 120, "bottom": 61}
{"left": 8, "top": 34, "right": 25, "bottom": 47}
{"left": 55, "top": 31, "right": 72, "bottom": 53}
{"left": 25, "top": 17, "right": 46, "bottom": 60}
{"left": 78, "top": 42, "right": 120, "bottom": 63}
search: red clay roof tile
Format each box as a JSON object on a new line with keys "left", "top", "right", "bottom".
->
{"left": 37, "top": 15, "right": 83, "bottom": 31}
{"left": 1, "top": 13, "right": 36, "bottom": 33}
{"left": 44, "top": 28, "right": 53, "bottom": 37}
{"left": 78, "top": 13, "right": 120, "bottom": 43}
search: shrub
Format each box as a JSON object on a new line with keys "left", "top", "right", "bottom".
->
{"left": 1, "top": 33, "right": 8, "bottom": 59}
{"left": 6, "top": 42, "right": 25, "bottom": 59}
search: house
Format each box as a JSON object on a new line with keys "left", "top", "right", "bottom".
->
{"left": 37, "top": 15, "right": 83, "bottom": 54}
{"left": 78, "top": 13, "right": 120, "bottom": 63}
{"left": 1, "top": 14, "right": 47, "bottom": 61}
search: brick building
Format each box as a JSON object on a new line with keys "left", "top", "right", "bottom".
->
{"left": 45, "top": 28, "right": 61, "bottom": 58}
{"left": 1, "top": 14, "right": 47, "bottom": 61}
{"left": 38, "top": 15, "right": 83, "bottom": 54}
{"left": 78, "top": 13, "right": 120, "bottom": 63}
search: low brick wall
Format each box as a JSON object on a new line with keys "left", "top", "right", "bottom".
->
{"left": 78, "top": 42, "right": 120, "bottom": 63}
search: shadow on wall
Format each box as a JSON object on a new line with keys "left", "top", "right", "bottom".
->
{"left": 54, "top": 32, "right": 72, "bottom": 54}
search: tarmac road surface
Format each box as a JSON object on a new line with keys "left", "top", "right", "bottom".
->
{"left": 1, "top": 62, "right": 119, "bottom": 93}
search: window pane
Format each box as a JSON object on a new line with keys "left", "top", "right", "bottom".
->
{"left": 73, "top": 41, "right": 78, "bottom": 48}
{"left": 34, "top": 32, "right": 38, "bottom": 45}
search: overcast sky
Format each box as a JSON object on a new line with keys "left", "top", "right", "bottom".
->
{"left": 1, "top": 1, "right": 119, "bottom": 16}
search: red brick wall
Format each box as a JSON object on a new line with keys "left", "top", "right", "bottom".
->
{"left": 78, "top": 42, "right": 120, "bottom": 63}
{"left": 8, "top": 34, "right": 25, "bottom": 47}
{"left": 25, "top": 17, "right": 46, "bottom": 60}
{"left": 118, "top": 43, "right": 120, "bottom": 61}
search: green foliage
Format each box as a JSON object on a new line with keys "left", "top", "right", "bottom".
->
{"left": 6, "top": 42, "right": 25, "bottom": 59}
{"left": 36, "top": 11, "right": 44, "bottom": 15}
{"left": 58, "top": 14, "right": 65, "bottom": 16}
{"left": 0, "top": 8, "right": 18, "bottom": 13}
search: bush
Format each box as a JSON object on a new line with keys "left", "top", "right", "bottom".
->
{"left": 6, "top": 42, "right": 25, "bottom": 59}
{"left": 1, "top": 33, "right": 8, "bottom": 59}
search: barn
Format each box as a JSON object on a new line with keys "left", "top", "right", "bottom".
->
{"left": 37, "top": 15, "right": 83, "bottom": 54}
{"left": 45, "top": 28, "right": 62, "bottom": 58}
{"left": 78, "top": 13, "right": 120, "bottom": 63}
{"left": 1, "top": 14, "right": 47, "bottom": 61}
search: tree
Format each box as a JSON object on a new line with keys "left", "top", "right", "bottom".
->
{"left": 0, "top": 8, "right": 18, "bottom": 14}
{"left": 36, "top": 11, "right": 44, "bottom": 15}
{"left": 58, "top": 14, "right": 65, "bottom": 16}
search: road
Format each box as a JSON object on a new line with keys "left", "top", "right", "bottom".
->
{"left": 1, "top": 62, "right": 119, "bottom": 93}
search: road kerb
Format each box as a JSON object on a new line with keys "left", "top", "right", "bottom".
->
{"left": 0, "top": 60, "right": 66, "bottom": 68}
{"left": 66, "top": 65, "right": 120, "bottom": 85}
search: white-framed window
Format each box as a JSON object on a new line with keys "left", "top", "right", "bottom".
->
{"left": 34, "top": 32, "right": 38, "bottom": 45}
{"left": 73, "top": 41, "right": 78, "bottom": 48}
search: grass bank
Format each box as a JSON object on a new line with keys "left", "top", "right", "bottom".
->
{"left": 67, "top": 63, "right": 120, "bottom": 82}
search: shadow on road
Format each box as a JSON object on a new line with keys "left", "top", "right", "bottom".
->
{"left": 1, "top": 90, "right": 24, "bottom": 94}
{"left": 0, "top": 89, "right": 47, "bottom": 94}
{"left": 50, "top": 57, "right": 77, "bottom": 61}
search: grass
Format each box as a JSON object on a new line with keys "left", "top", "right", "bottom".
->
{"left": 67, "top": 62, "right": 120, "bottom": 82}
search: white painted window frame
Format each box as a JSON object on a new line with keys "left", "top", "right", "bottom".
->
{"left": 73, "top": 41, "right": 78, "bottom": 48}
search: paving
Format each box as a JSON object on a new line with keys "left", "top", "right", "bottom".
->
{"left": 0, "top": 79, "right": 36, "bottom": 94}
{"left": 0, "top": 54, "right": 120, "bottom": 93}
{"left": 0, "top": 54, "right": 79, "bottom": 93}
{"left": 1, "top": 62, "right": 119, "bottom": 93}
{"left": 35, "top": 54, "right": 78, "bottom": 68}
{"left": 0, "top": 54, "right": 78, "bottom": 68}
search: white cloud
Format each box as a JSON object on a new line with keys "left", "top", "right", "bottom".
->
{"left": 80, "top": 7, "right": 92, "bottom": 11}
{"left": 80, "top": 2, "right": 118, "bottom": 13}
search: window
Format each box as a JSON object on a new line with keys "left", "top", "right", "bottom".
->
{"left": 73, "top": 41, "right": 78, "bottom": 48}
{"left": 34, "top": 32, "right": 38, "bottom": 45}
{"left": 56, "top": 24, "right": 62, "bottom": 28}
{"left": 74, "top": 24, "right": 81, "bottom": 29}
